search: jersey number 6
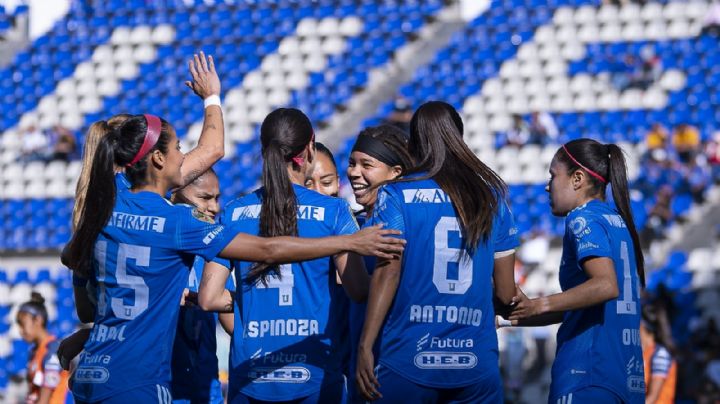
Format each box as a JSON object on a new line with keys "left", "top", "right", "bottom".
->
{"left": 433, "top": 217, "right": 473, "bottom": 295}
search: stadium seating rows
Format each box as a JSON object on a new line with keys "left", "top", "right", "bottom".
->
{"left": 1, "top": 0, "right": 719, "bottom": 393}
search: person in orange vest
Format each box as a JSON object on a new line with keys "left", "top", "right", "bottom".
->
{"left": 641, "top": 310, "right": 677, "bottom": 404}
{"left": 16, "top": 292, "right": 70, "bottom": 404}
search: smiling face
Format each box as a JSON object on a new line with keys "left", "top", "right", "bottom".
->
{"left": 346, "top": 151, "right": 402, "bottom": 209}
{"left": 305, "top": 152, "right": 339, "bottom": 197}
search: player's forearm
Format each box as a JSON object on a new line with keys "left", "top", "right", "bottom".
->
{"left": 180, "top": 105, "right": 224, "bottom": 186}
{"left": 543, "top": 277, "right": 618, "bottom": 313}
{"left": 73, "top": 286, "right": 96, "bottom": 323}
{"left": 514, "top": 311, "right": 564, "bottom": 327}
{"left": 221, "top": 234, "right": 353, "bottom": 264}
{"left": 359, "top": 259, "right": 401, "bottom": 350}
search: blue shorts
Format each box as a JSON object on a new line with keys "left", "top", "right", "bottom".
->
{"left": 75, "top": 384, "right": 173, "bottom": 404}
{"left": 550, "top": 386, "right": 623, "bottom": 404}
{"left": 372, "top": 364, "right": 503, "bottom": 404}
{"left": 173, "top": 378, "right": 224, "bottom": 404}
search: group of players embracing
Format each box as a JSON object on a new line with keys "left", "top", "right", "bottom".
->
{"left": 52, "top": 53, "right": 646, "bottom": 404}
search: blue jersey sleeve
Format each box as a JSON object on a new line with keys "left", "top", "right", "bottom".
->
{"left": 41, "top": 340, "right": 63, "bottom": 388}
{"left": 567, "top": 213, "right": 612, "bottom": 262}
{"left": 175, "top": 206, "right": 235, "bottom": 262}
{"left": 651, "top": 346, "right": 672, "bottom": 377}
{"left": 493, "top": 201, "right": 520, "bottom": 252}
{"left": 368, "top": 186, "right": 405, "bottom": 236}
{"left": 334, "top": 200, "right": 360, "bottom": 236}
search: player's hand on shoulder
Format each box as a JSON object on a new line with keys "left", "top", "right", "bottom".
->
{"left": 351, "top": 224, "right": 405, "bottom": 259}
{"left": 185, "top": 51, "right": 220, "bottom": 99}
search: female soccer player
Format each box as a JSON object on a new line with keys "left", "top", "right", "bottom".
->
{"left": 63, "top": 109, "right": 403, "bottom": 403}
{"left": 169, "top": 168, "right": 231, "bottom": 404}
{"left": 509, "top": 139, "right": 646, "bottom": 404}
{"left": 356, "top": 101, "right": 519, "bottom": 403}
{"left": 198, "top": 108, "right": 372, "bottom": 403}
{"left": 17, "top": 292, "right": 70, "bottom": 404}
{"left": 60, "top": 52, "right": 230, "bottom": 366}
{"left": 305, "top": 142, "right": 340, "bottom": 197}
{"left": 345, "top": 124, "right": 413, "bottom": 404}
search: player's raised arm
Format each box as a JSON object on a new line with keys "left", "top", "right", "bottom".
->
{"left": 180, "top": 51, "right": 224, "bottom": 187}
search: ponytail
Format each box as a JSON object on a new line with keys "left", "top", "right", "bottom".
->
{"left": 66, "top": 114, "right": 170, "bottom": 278}
{"left": 246, "top": 108, "right": 313, "bottom": 285}
{"left": 73, "top": 114, "right": 132, "bottom": 230}
{"left": 65, "top": 134, "right": 118, "bottom": 278}
{"left": 607, "top": 144, "right": 645, "bottom": 287}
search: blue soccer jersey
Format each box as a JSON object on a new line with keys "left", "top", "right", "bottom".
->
{"left": 368, "top": 175, "right": 519, "bottom": 388}
{"left": 214, "top": 184, "right": 359, "bottom": 402}
{"left": 71, "top": 190, "right": 235, "bottom": 402}
{"left": 551, "top": 200, "right": 644, "bottom": 403}
{"left": 171, "top": 256, "right": 235, "bottom": 403}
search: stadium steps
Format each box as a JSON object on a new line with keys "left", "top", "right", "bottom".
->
{"left": 317, "top": 3, "right": 473, "bottom": 150}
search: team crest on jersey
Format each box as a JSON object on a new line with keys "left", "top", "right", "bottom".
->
{"left": 192, "top": 208, "right": 214, "bottom": 224}
{"left": 569, "top": 217, "right": 589, "bottom": 237}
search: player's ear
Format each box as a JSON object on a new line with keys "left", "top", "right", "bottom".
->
{"left": 390, "top": 165, "right": 403, "bottom": 179}
{"left": 150, "top": 149, "right": 165, "bottom": 168}
{"left": 571, "top": 169, "right": 585, "bottom": 190}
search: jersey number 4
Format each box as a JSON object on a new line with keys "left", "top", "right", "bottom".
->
{"left": 95, "top": 241, "right": 150, "bottom": 320}
{"left": 263, "top": 264, "right": 294, "bottom": 306}
{"left": 433, "top": 217, "right": 473, "bottom": 295}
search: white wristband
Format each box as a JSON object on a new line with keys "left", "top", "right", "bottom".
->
{"left": 79, "top": 322, "right": 94, "bottom": 330}
{"left": 204, "top": 94, "right": 221, "bottom": 109}
{"left": 497, "top": 318, "right": 513, "bottom": 328}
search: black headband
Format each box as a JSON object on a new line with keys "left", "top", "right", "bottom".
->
{"left": 351, "top": 134, "right": 404, "bottom": 168}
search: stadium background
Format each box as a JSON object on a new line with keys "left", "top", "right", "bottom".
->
{"left": 0, "top": 0, "right": 719, "bottom": 402}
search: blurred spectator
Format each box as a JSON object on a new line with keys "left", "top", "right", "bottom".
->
{"left": 703, "top": 131, "right": 720, "bottom": 181}
{"left": 635, "top": 149, "right": 681, "bottom": 198}
{"left": 672, "top": 123, "right": 701, "bottom": 163}
{"left": 20, "top": 124, "right": 49, "bottom": 162}
{"left": 506, "top": 113, "right": 530, "bottom": 147}
{"left": 642, "top": 305, "right": 677, "bottom": 404}
{"left": 679, "top": 156, "right": 710, "bottom": 204}
{"left": 383, "top": 97, "right": 412, "bottom": 133}
{"left": 610, "top": 55, "right": 637, "bottom": 90}
{"left": 641, "top": 186, "right": 674, "bottom": 246}
{"left": 701, "top": 3, "right": 720, "bottom": 36}
{"left": 48, "top": 125, "right": 76, "bottom": 161}
{"left": 528, "top": 111, "right": 558, "bottom": 145}
{"left": 630, "top": 45, "right": 662, "bottom": 90}
{"left": 646, "top": 123, "right": 669, "bottom": 151}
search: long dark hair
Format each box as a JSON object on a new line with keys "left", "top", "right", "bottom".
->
{"left": 248, "top": 108, "right": 314, "bottom": 285}
{"left": 65, "top": 114, "right": 171, "bottom": 278}
{"left": 404, "top": 101, "right": 507, "bottom": 251}
{"left": 554, "top": 138, "right": 645, "bottom": 287}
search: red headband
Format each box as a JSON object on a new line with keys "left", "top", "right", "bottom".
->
{"left": 562, "top": 144, "right": 607, "bottom": 183}
{"left": 127, "top": 114, "right": 162, "bottom": 167}
{"left": 291, "top": 132, "right": 315, "bottom": 166}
